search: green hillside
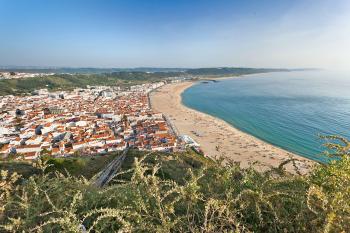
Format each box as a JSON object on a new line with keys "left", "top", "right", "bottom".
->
{"left": 0, "top": 72, "right": 180, "bottom": 95}
{"left": 0, "top": 68, "right": 288, "bottom": 95}
{"left": 0, "top": 137, "right": 349, "bottom": 232}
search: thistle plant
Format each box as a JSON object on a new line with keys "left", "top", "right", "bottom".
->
{"left": 0, "top": 138, "right": 349, "bottom": 232}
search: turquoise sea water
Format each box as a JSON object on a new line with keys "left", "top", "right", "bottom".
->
{"left": 182, "top": 71, "right": 350, "bottom": 163}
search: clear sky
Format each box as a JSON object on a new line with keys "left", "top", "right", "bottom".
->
{"left": 1, "top": 0, "right": 350, "bottom": 69}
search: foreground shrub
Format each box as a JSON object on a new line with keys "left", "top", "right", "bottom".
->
{"left": 0, "top": 137, "right": 349, "bottom": 232}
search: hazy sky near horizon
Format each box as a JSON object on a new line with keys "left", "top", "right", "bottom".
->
{"left": 1, "top": 0, "right": 350, "bottom": 69}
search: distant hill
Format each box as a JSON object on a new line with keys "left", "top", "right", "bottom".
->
{"left": 0, "top": 72, "right": 182, "bottom": 95}
{"left": 0, "top": 66, "right": 289, "bottom": 75}
{"left": 0, "top": 67, "right": 292, "bottom": 95}
{"left": 0, "top": 67, "right": 188, "bottom": 74}
{"left": 186, "top": 67, "right": 289, "bottom": 76}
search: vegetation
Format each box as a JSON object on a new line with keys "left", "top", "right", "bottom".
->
{"left": 0, "top": 153, "right": 122, "bottom": 180}
{"left": 0, "top": 67, "right": 288, "bottom": 95}
{"left": 0, "top": 160, "right": 40, "bottom": 179}
{"left": 0, "top": 137, "right": 349, "bottom": 232}
{"left": 43, "top": 153, "right": 122, "bottom": 179}
{"left": 114, "top": 149, "right": 215, "bottom": 184}
{"left": 0, "top": 72, "right": 181, "bottom": 95}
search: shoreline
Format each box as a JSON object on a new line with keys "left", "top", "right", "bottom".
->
{"left": 150, "top": 80, "right": 315, "bottom": 173}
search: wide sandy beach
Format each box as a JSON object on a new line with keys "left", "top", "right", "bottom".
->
{"left": 150, "top": 81, "right": 315, "bottom": 173}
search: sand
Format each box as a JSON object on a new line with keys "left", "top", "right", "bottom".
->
{"left": 150, "top": 81, "right": 315, "bottom": 173}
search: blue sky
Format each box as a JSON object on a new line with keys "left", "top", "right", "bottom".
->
{"left": 0, "top": 0, "right": 349, "bottom": 69}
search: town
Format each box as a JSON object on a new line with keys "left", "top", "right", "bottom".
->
{"left": 0, "top": 82, "right": 185, "bottom": 160}
{"left": 0, "top": 71, "right": 54, "bottom": 79}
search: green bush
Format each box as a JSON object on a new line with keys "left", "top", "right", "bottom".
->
{"left": 0, "top": 138, "right": 349, "bottom": 232}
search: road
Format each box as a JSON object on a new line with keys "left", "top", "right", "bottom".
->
{"left": 93, "top": 148, "right": 129, "bottom": 188}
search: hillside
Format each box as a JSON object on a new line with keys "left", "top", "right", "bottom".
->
{"left": 0, "top": 137, "right": 349, "bottom": 232}
{"left": 0, "top": 149, "right": 212, "bottom": 182}
{"left": 0, "top": 72, "right": 180, "bottom": 95}
{"left": 0, "top": 67, "right": 288, "bottom": 95}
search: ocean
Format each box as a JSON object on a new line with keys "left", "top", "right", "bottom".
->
{"left": 182, "top": 70, "right": 350, "bottom": 163}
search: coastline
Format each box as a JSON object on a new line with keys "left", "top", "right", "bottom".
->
{"left": 150, "top": 80, "right": 315, "bottom": 173}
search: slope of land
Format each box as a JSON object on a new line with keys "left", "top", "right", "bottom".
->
{"left": 0, "top": 72, "right": 179, "bottom": 95}
{"left": 0, "top": 153, "right": 121, "bottom": 179}
{"left": 1, "top": 147, "right": 349, "bottom": 232}
{"left": 0, "top": 67, "right": 288, "bottom": 95}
